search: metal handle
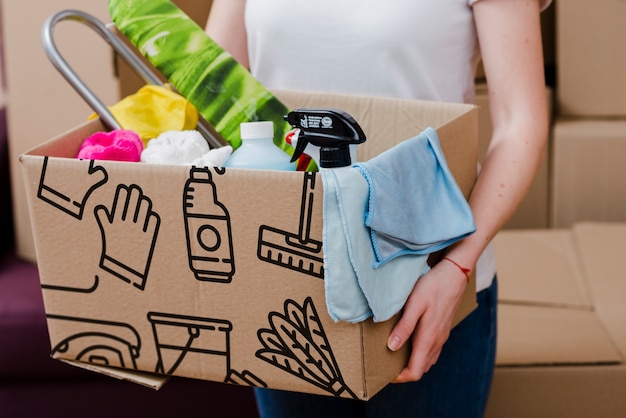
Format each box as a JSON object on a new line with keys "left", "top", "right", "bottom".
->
{"left": 42, "top": 9, "right": 225, "bottom": 148}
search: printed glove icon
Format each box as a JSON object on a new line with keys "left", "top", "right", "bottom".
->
{"left": 37, "top": 157, "right": 108, "bottom": 220}
{"left": 95, "top": 184, "right": 160, "bottom": 290}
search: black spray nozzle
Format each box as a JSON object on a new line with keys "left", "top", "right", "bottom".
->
{"left": 285, "top": 108, "right": 366, "bottom": 168}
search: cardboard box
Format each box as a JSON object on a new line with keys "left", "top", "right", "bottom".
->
{"left": 2, "top": 0, "right": 120, "bottom": 262}
{"left": 474, "top": 83, "right": 553, "bottom": 229}
{"left": 484, "top": 223, "right": 626, "bottom": 418}
{"left": 550, "top": 118, "right": 626, "bottom": 228}
{"left": 557, "top": 0, "right": 626, "bottom": 116}
{"left": 20, "top": 89, "right": 478, "bottom": 400}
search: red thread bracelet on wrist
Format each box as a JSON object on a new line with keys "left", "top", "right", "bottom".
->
{"left": 443, "top": 257, "right": 471, "bottom": 283}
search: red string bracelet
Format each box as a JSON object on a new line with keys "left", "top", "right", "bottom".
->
{"left": 443, "top": 257, "right": 471, "bottom": 283}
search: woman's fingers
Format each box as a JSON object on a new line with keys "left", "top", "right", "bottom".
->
{"left": 389, "top": 262, "right": 468, "bottom": 383}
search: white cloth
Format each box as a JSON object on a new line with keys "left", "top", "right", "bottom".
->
{"left": 244, "top": 0, "right": 551, "bottom": 291}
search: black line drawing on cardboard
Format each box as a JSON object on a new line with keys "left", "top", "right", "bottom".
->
{"left": 37, "top": 156, "right": 108, "bottom": 220}
{"left": 183, "top": 167, "right": 235, "bottom": 283}
{"left": 256, "top": 297, "right": 358, "bottom": 399}
{"left": 257, "top": 172, "right": 324, "bottom": 279}
{"left": 47, "top": 314, "right": 141, "bottom": 369}
{"left": 148, "top": 312, "right": 233, "bottom": 379}
{"left": 41, "top": 275, "right": 100, "bottom": 294}
{"left": 94, "top": 184, "right": 160, "bottom": 291}
{"left": 226, "top": 369, "right": 268, "bottom": 388}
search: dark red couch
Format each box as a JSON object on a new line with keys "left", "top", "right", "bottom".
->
{"left": 0, "top": 108, "right": 259, "bottom": 417}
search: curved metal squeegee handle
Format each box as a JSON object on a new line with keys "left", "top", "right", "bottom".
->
{"left": 41, "top": 10, "right": 224, "bottom": 148}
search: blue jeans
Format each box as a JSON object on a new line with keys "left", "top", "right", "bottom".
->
{"left": 255, "top": 278, "right": 498, "bottom": 418}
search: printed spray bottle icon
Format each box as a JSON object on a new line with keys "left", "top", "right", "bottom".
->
{"left": 183, "top": 167, "right": 235, "bottom": 283}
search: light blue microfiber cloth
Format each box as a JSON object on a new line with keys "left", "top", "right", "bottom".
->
{"left": 322, "top": 167, "right": 431, "bottom": 323}
{"left": 355, "top": 127, "right": 476, "bottom": 267}
{"left": 321, "top": 127, "right": 476, "bottom": 323}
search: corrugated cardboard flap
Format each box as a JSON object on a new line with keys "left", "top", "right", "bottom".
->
{"left": 62, "top": 359, "right": 169, "bottom": 390}
{"left": 573, "top": 223, "right": 626, "bottom": 356}
{"left": 494, "top": 229, "right": 592, "bottom": 309}
{"left": 273, "top": 89, "right": 479, "bottom": 197}
{"left": 494, "top": 226, "right": 623, "bottom": 367}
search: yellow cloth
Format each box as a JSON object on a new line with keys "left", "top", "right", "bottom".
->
{"left": 89, "top": 85, "right": 198, "bottom": 146}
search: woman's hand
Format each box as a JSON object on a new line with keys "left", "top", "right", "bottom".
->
{"left": 387, "top": 258, "right": 469, "bottom": 383}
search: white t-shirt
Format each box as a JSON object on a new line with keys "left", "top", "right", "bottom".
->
{"left": 246, "top": 0, "right": 479, "bottom": 104}
{"left": 243, "top": 0, "right": 549, "bottom": 292}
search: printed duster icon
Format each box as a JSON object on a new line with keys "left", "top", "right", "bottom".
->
{"left": 256, "top": 297, "right": 358, "bottom": 399}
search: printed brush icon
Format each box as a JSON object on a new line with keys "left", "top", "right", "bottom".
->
{"left": 257, "top": 109, "right": 366, "bottom": 278}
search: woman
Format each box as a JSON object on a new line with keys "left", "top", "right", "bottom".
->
{"left": 206, "top": 1, "right": 550, "bottom": 416}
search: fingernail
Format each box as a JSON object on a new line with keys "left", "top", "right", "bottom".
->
{"left": 388, "top": 336, "right": 401, "bottom": 351}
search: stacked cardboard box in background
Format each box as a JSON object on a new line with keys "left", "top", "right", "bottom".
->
{"left": 556, "top": 0, "right": 626, "bottom": 117}
{"left": 485, "top": 2, "right": 626, "bottom": 416}
{"left": 485, "top": 224, "right": 626, "bottom": 418}
{"left": 551, "top": 0, "right": 626, "bottom": 227}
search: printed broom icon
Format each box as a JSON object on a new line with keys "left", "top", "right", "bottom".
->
{"left": 256, "top": 297, "right": 358, "bottom": 399}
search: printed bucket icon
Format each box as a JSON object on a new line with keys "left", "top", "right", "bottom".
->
{"left": 148, "top": 312, "right": 233, "bottom": 380}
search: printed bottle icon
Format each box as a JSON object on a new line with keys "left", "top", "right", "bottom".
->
{"left": 183, "top": 167, "right": 235, "bottom": 282}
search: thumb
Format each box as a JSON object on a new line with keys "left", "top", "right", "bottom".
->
{"left": 387, "top": 305, "right": 423, "bottom": 351}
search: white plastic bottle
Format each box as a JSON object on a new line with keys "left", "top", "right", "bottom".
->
{"left": 224, "top": 121, "right": 296, "bottom": 171}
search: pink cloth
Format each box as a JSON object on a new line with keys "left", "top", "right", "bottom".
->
{"left": 76, "top": 130, "right": 143, "bottom": 162}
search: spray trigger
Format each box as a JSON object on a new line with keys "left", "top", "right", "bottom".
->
{"left": 285, "top": 108, "right": 366, "bottom": 168}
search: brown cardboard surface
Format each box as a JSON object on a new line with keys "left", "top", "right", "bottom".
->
{"left": 485, "top": 365, "right": 626, "bottom": 418}
{"left": 493, "top": 229, "right": 591, "bottom": 309}
{"left": 275, "top": 89, "right": 478, "bottom": 195}
{"left": 551, "top": 119, "right": 626, "bottom": 228}
{"left": 21, "top": 91, "right": 478, "bottom": 400}
{"left": 574, "top": 223, "right": 626, "bottom": 352}
{"left": 62, "top": 360, "right": 169, "bottom": 390}
{"left": 487, "top": 223, "right": 626, "bottom": 418}
{"left": 557, "top": 0, "right": 626, "bottom": 116}
{"left": 496, "top": 304, "right": 620, "bottom": 366}
{"left": 493, "top": 228, "right": 621, "bottom": 367}
{"left": 573, "top": 223, "right": 626, "bottom": 309}
{"left": 2, "top": 0, "right": 120, "bottom": 262}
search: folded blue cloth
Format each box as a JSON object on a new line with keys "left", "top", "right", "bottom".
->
{"left": 322, "top": 167, "right": 430, "bottom": 323}
{"left": 355, "top": 127, "right": 476, "bottom": 267}
{"left": 321, "top": 127, "right": 476, "bottom": 323}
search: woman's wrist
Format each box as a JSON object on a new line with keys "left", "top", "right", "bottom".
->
{"left": 442, "top": 256, "right": 471, "bottom": 283}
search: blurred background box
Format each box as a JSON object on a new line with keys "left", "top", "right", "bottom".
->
{"left": 550, "top": 119, "right": 626, "bottom": 228}
{"left": 485, "top": 224, "right": 626, "bottom": 418}
{"left": 557, "top": 0, "right": 626, "bottom": 116}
